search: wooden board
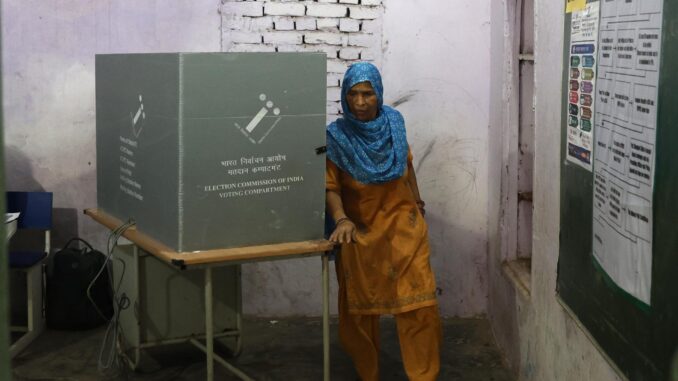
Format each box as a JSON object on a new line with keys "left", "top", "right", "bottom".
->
{"left": 85, "top": 208, "right": 334, "bottom": 268}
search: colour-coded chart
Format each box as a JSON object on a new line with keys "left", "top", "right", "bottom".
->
{"left": 566, "top": 2, "right": 600, "bottom": 171}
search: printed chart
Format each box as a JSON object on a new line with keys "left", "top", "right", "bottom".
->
{"left": 592, "top": 0, "right": 664, "bottom": 305}
{"left": 566, "top": 2, "right": 600, "bottom": 171}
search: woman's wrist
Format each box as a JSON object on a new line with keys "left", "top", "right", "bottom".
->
{"left": 416, "top": 199, "right": 426, "bottom": 216}
{"left": 335, "top": 216, "right": 352, "bottom": 226}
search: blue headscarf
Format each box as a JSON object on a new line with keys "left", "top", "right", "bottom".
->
{"left": 326, "top": 62, "right": 409, "bottom": 184}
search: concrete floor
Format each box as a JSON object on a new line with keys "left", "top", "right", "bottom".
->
{"left": 12, "top": 317, "right": 513, "bottom": 381}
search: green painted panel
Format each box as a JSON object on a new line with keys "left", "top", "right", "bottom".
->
{"left": 558, "top": 1, "right": 678, "bottom": 379}
{"left": 96, "top": 54, "right": 181, "bottom": 249}
{"left": 180, "top": 53, "right": 326, "bottom": 250}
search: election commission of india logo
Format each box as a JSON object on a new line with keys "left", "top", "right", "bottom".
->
{"left": 130, "top": 94, "right": 146, "bottom": 138}
{"left": 234, "top": 93, "right": 283, "bottom": 145}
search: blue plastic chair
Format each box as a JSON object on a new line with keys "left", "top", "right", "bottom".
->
{"left": 6, "top": 191, "right": 53, "bottom": 358}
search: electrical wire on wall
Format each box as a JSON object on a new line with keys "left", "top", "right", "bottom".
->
{"left": 86, "top": 219, "right": 136, "bottom": 377}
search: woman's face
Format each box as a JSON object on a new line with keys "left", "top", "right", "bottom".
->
{"left": 346, "top": 81, "right": 379, "bottom": 122}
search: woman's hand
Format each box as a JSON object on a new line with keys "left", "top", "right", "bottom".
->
{"left": 416, "top": 200, "right": 426, "bottom": 217}
{"left": 326, "top": 190, "right": 357, "bottom": 243}
{"left": 407, "top": 156, "right": 426, "bottom": 217}
{"left": 329, "top": 218, "right": 358, "bottom": 244}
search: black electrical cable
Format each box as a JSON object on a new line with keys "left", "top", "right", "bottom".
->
{"left": 86, "top": 219, "right": 136, "bottom": 375}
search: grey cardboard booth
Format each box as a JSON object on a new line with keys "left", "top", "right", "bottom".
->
{"left": 96, "top": 53, "right": 327, "bottom": 252}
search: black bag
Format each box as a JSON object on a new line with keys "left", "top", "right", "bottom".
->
{"left": 46, "top": 238, "right": 113, "bottom": 330}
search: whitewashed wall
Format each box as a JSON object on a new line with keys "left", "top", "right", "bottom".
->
{"left": 381, "top": 0, "right": 491, "bottom": 316}
{"left": 3, "top": 0, "right": 492, "bottom": 318}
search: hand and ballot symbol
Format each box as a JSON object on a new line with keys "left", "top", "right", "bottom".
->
{"left": 235, "top": 93, "right": 283, "bottom": 144}
{"left": 130, "top": 94, "right": 146, "bottom": 138}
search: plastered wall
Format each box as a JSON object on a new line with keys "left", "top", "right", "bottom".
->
{"left": 381, "top": 0, "right": 492, "bottom": 317}
{"left": 3, "top": 0, "right": 494, "bottom": 317}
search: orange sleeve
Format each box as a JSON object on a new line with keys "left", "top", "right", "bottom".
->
{"left": 408, "top": 149, "right": 413, "bottom": 164}
{"left": 326, "top": 159, "right": 341, "bottom": 193}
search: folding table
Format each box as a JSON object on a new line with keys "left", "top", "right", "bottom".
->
{"left": 85, "top": 208, "right": 334, "bottom": 381}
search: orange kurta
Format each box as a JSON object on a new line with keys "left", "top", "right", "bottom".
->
{"left": 326, "top": 151, "right": 437, "bottom": 315}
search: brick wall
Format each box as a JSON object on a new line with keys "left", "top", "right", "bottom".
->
{"left": 221, "top": 0, "right": 384, "bottom": 122}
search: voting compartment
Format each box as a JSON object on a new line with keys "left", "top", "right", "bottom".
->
{"left": 96, "top": 53, "right": 327, "bottom": 252}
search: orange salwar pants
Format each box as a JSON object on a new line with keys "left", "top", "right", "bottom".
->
{"left": 338, "top": 285, "right": 442, "bottom": 381}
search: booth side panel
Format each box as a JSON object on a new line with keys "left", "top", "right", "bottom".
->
{"left": 179, "top": 53, "right": 327, "bottom": 251}
{"left": 95, "top": 54, "right": 181, "bottom": 249}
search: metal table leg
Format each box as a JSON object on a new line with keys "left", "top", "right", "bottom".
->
{"left": 235, "top": 264, "right": 243, "bottom": 356}
{"left": 205, "top": 267, "right": 214, "bottom": 381}
{"left": 195, "top": 265, "right": 253, "bottom": 381}
{"left": 132, "top": 245, "right": 141, "bottom": 368}
{"left": 190, "top": 339, "right": 254, "bottom": 381}
{"left": 322, "top": 253, "right": 330, "bottom": 381}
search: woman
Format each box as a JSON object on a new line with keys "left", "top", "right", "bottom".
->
{"left": 326, "top": 62, "right": 441, "bottom": 381}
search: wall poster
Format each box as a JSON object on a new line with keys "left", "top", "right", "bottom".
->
{"left": 566, "top": 2, "right": 600, "bottom": 171}
{"left": 592, "top": 0, "right": 664, "bottom": 305}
